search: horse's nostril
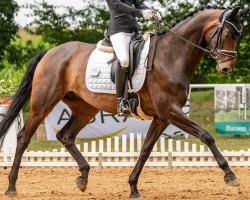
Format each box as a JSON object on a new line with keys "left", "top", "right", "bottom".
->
{"left": 222, "top": 68, "right": 230, "bottom": 73}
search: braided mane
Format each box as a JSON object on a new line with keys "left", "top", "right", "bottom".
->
{"left": 160, "top": 5, "right": 226, "bottom": 34}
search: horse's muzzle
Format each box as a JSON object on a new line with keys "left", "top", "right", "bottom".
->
{"left": 217, "top": 65, "right": 234, "bottom": 75}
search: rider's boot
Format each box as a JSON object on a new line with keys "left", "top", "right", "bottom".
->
{"left": 116, "top": 63, "right": 130, "bottom": 117}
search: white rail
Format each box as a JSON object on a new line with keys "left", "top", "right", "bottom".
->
{"left": 1, "top": 84, "right": 249, "bottom": 168}
{"left": 1, "top": 134, "right": 250, "bottom": 168}
{"left": 191, "top": 83, "right": 247, "bottom": 89}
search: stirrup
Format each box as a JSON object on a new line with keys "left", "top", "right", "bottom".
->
{"left": 117, "top": 98, "right": 130, "bottom": 117}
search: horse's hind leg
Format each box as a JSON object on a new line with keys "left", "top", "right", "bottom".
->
{"left": 169, "top": 106, "right": 240, "bottom": 186}
{"left": 5, "top": 82, "right": 65, "bottom": 196}
{"left": 56, "top": 99, "right": 98, "bottom": 192}
{"left": 5, "top": 107, "right": 55, "bottom": 196}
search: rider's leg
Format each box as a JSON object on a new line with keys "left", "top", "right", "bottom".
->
{"left": 110, "top": 32, "right": 133, "bottom": 116}
{"left": 115, "top": 61, "right": 130, "bottom": 116}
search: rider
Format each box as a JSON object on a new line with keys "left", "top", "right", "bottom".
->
{"left": 105, "top": 0, "right": 161, "bottom": 116}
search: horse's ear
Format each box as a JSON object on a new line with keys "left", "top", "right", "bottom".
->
{"left": 239, "top": 7, "right": 249, "bottom": 18}
{"left": 227, "top": 7, "right": 241, "bottom": 19}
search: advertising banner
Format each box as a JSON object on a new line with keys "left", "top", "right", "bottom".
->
{"left": 45, "top": 99, "right": 190, "bottom": 140}
{"left": 0, "top": 105, "right": 24, "bottom": 152}
{"left": 215, "top": 84, "right": 250, "bottom": 134}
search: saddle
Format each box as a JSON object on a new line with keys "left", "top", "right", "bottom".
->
{"left": 99, "top": 30, "right": 147, "bottom": 86}
{"left": 95, "top": 31, "right": 153, "bottom": 120}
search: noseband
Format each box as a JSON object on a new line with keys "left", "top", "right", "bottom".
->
{"left": 159, "top": 9, "right": 242, "bottom": 65}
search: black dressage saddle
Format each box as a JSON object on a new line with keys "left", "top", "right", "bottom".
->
{"left": 102, "top": 30, "right": 146, "bottom": 86}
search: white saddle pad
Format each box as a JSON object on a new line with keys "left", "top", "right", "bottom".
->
{"left": 86, "top": 38, "right": 150, "bottom": 94}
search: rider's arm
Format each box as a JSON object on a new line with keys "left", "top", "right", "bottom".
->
{"left": 106, "top": 0, "right": 146, "bottom": 17}
{"left": 133, "top": 0, "right": 149, "bottom": 10}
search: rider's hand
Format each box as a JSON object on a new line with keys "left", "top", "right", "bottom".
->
{"left": 141, "top": 9, "right": 155, "bottom": 19}
{"left": 153, "top": 11, "right": 161, "bottom": 21}
{"left": 141, "top": 9, "right": 161, "bottom": 21}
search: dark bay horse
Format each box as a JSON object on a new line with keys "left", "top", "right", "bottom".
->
{"left": 0, "top": 6, "right": 248, "bottom": 198}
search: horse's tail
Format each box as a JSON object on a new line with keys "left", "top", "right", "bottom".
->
{"left": 0, "top": 50, "right": 48, "bottom": 148}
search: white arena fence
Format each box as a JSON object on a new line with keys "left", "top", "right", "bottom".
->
{"left": 0, "top": 84, "right": 249, "bottom": 168}
{"left": 1, "top": 133, "right": 250, "bottom": 168}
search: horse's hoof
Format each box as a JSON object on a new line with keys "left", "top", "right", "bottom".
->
{"left": 224, "top": 175, "right": 241, "bottom": 186}
{"left": 75, "top": 177, "right": 88, "bottom": 192}
{"left": 129, "top": 192, "right": 141, "bottom": 198}
{"left": 5, "top": 189, "right": 17, "bottom": 197}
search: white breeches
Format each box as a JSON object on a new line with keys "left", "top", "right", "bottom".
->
{"left": 110, "top": 32, "right": 133, "bottom": 68}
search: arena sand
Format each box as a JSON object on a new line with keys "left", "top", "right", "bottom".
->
{"left": 0, "top": 167, "right": 249, "bottom": 199}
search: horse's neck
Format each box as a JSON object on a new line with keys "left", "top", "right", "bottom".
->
{"left": 173, "top": 9, "right": 222, "bottom": 45}
{"left": 159, "top": 10, "right": 222, "bottom": 79}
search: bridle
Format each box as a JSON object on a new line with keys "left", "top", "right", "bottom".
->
{"left": 207, "top": 10, "right": 242, "bottom": 65}
{"left": 153, "top": 10, "right": 242, "bottom": 67}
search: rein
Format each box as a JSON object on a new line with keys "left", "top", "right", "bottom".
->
{"left": 147, "top": 9, "right": 242, "bottom": 70}
{"left": 162, "top": 21, "right": 211, "bottom": 53}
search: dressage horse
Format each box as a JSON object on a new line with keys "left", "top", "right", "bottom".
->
{"left": 0, "top": 6, "right": 248, "bottom": 198}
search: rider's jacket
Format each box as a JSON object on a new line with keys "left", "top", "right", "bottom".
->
{"left": 106, "top": 0, "right": 149, "bottom": 35}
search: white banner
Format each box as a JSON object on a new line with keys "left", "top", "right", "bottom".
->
{"left": 0, "top": 105, "right": 24, "bottom": 152}
{"left": 45, "top": 97, "right": 190, "bottom": 140}
{"left": 215, "top": 84, "right": 250, "bottom": 134}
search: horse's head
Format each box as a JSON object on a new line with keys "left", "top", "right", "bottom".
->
{"left": 205, "top": 7, "right": 248, "bottom": 75}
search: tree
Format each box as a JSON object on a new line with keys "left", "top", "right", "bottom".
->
{"left": 149, "top": 0, "right": 249, "bottom": 83}
{"left": 28, "top": 1, "right": 109, "bottom": 45}
{"left": 196, "top": 0, "right": 250, "bottom": 83}
{"left": 0, "top": 0, "right": 19, "bottom": 66}
{"left": 26, "top": 0, "right": 249, "bottom": 83}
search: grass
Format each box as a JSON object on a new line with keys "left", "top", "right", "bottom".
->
{"left": 27, "top": 89, "right": 250, "bottom": 151}
{"left": 215, "top": 111, "right": 250, "bottom": 122}
{"left": 183, "top": 89, "right": 250, "bottom": 151}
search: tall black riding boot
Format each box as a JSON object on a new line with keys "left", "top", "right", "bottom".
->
{"left": 115, "top": 64, "right": 130, "bottom": 117}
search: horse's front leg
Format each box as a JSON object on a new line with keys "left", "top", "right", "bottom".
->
{"left": 128, "top": 117, "right": 169, "bottom": 198}
{"left": 56, "top": 112, "right": 97, "bottom": 193}
{"left": 169, "top": 106, "right": 240, "bottom": 186}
